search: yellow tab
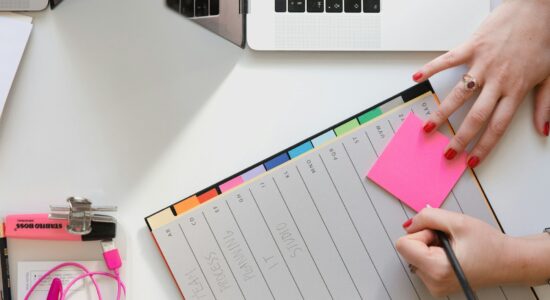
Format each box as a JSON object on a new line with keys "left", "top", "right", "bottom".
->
{"left": 147, "top": 208, "right": 176, "bottom": 230}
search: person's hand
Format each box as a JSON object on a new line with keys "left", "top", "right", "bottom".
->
{"left": 396, "top": 208, "right": 550, "bottom": 297}
{"left": 412, "top": 0, "right": 550, "bottom": 168}
{"left": 396, "top": 208, "right": 512, "bottom": 297}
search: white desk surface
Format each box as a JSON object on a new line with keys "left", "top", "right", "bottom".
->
{"left": 0, "top": 0, "right": 548, "bottom": 299}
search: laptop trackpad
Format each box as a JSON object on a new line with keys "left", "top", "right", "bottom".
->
{"left": 274, "top": 15, "right": 381, "bottom": 50}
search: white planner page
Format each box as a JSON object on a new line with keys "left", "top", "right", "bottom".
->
{"left": 153, "top": 93, "right": 536, "bottom": 300}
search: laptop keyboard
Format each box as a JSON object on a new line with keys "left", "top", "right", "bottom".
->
{"left": 166, "top": 0, "right": 220, "bottom": 17}
{"left": 276, "top": 0, "right": 379, "bottom": 13}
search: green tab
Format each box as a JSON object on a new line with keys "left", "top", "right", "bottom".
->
{"left": 334, "top": 119, "right": 360, "bottom": 136}
{"left": 358, "top": 107, "right": 382, "bottom": 124}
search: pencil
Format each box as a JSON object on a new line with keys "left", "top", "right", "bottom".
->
{"left": 0, "top": 221, "right": 11, "bottom": 300}
{"left": 435, "top": 230, "right": 476, "bottom": 300}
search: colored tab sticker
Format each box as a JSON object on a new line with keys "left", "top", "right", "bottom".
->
{"left": 358, "top": 108, "right": 382, "bottom": 124}
{"left": 241, "top": 165, "right": 266, "bottom": 181}
{"left": 174, "top": 196, "right": 200, "bottom": 215}
{"left": 147, "top": 208, "right": 176, "bottom": 230}
{"left": 288, "top": 141, "right": 314, "bottom": 158}
{"left": 198, "top": 188, "right": 218, "bottom": 203}
{"left": 219, "top": 176, "right": 244, "bottom": 193}
{"left": 264, "top": 153, "right": 290, "bottom": 170}
{"left": 334, "top": 119, "right": 360, "bottom": 136}
{"left": 312, "top": 130, "right": 336, "bottom": 147}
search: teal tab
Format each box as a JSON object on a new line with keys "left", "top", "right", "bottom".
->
{"left": 358, "top": 107, "right": 382, "bottom": 124}
{"left": 288, "top": 141, "right": 314, "bottom": 158}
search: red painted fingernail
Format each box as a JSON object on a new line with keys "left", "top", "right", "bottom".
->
{"left": 412, "top": 72, "right": 423, "bottom": 81}
{"left": 444, "top": 148, "right": 457, "bottom": 160}
{"left": 544, "top": 122, "right": 549, "bottom": 137}
{"left": 468, "top": 156, "right": 480, "bottom": 168}
{"left": 423, "top": 121, "right": 436, "bottom": 133}
{"left": 402, "top": 218, "right": 413, "bottom": 229}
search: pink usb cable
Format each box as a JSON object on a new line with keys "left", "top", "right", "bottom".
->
{"left": 25, "top": 240, "right": 126, "bottom": 300}
{"left": 46, "top": 278, "right": 62, "bottom": 300}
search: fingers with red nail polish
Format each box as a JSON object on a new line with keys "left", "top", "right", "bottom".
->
{"left": 412, "top": 72, "right": 423, "bottom": 82}
{"left": 403, "top": 218, "right": 413, "bottom": 229}
{"left": 423, "top": 121, "right": 436, "bottom": 133}
{"left": 444, "top": 148, "right": 457, "bottom": 160}
{"left": 467, "top": 156, "right": 480, "bottom": 168}
{"left": 534, "top": 78, "right": 550, "bottom": 137}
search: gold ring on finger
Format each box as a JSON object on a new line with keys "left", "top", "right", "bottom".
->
{"left": 462, "top": 73, "right": 480, "bottom": 91}
{"left": 408, "top": 264, "right": 417, "bottom": 274}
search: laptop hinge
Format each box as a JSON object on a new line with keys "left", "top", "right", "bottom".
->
{"left": 240, "top": 0, "right": 249, "bottom": 14}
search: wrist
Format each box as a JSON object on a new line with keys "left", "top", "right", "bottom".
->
{"left": 503, "top": 234, "right": 550, "bottom": 286}
{"left": 488, "top": 234, "right": 522, "bottom": 285}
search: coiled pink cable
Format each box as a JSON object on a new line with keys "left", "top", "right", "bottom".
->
{"left": 24, "top": 261, "right": 125, "bottom": 300}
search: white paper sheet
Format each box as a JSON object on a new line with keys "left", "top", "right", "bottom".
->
{"left": 0, "top": 12, "right": 32, "bottom": 23}
{"left": 0, "top": 14, "right": 32, "bottom": 119}
{"left": 17, "top": 260, "right": 124, "bottom": 300}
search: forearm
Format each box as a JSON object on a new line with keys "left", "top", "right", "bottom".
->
{"left": 504, "top": 233, "right": 550, "bottom": 286}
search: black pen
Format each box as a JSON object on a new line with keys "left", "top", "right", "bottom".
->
{"left": 0, "top": 220, "right": 11, "bottom": 300}
{"left": 435, "top": 230, "right": 476, "bottom": 300}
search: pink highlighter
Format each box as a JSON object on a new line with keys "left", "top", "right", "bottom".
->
{"left": 4, "top": 214, "right": 115, "bottom": 241}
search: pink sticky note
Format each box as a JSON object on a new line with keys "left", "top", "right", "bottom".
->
{"left": 367, "top": 113, "right": 468, "bottom": 212}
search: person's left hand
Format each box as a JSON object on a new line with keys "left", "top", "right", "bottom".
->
{"left": 412, "top": 0, "right": 550, "bottom": 168}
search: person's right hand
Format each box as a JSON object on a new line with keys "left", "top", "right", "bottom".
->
{"left": 397, "top": 208, "right": 550, "bottom": 297}
{"left": 396, "top": 208, "right": 513, "bottom": 296}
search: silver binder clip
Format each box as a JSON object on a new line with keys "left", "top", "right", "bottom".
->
{"left": 49, "top": 196, "right": 117, "bottom": 235}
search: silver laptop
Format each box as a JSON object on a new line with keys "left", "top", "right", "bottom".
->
{"left": 166, "top": 0, "right": 490, "bottom": 51}
{"left": 0, "top": 0, "right": 49, "bottom": 11}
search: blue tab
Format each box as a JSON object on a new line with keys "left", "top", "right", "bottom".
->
{"left": 288, "top": 141, "right": 314, "bottom": 159}
{"left": 312, "top": 130, "right": 336, "bottom": 147}
{"left": 264, "top": 153, "right": 290, "bottom": 170}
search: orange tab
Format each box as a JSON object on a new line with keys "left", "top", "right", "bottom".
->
{"left": 174, "top": 196, "right": 200, "bottom": 215}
